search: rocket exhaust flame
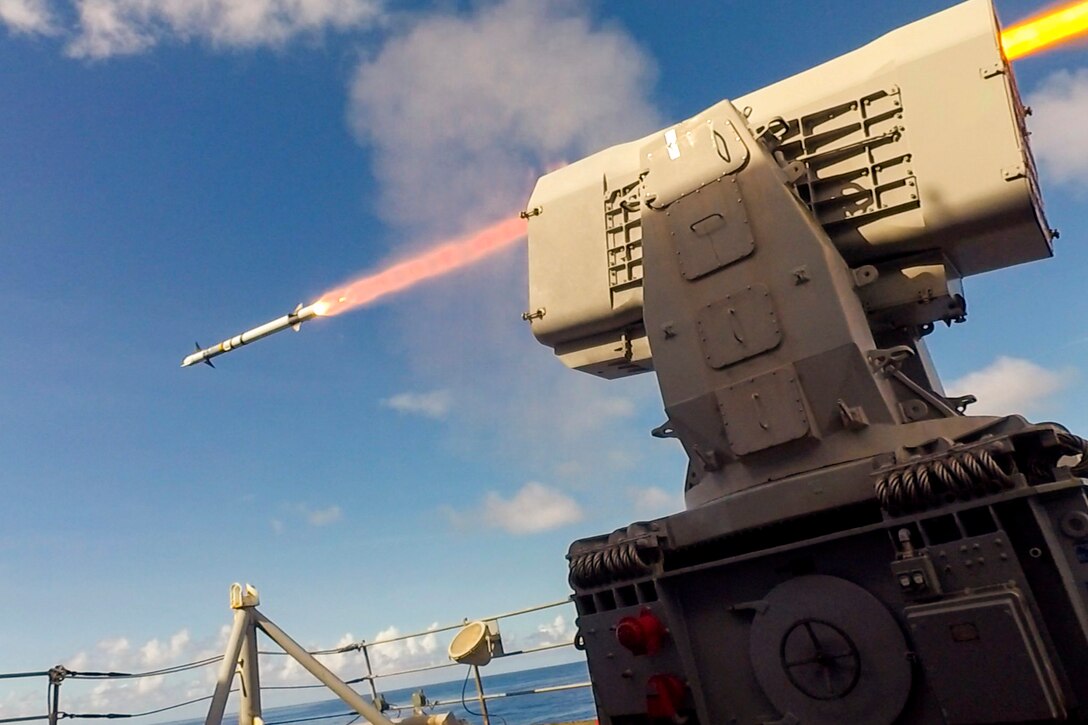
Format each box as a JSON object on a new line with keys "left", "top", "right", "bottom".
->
{"left": 314, "top": 214, "right": 528, "bottom": 317}
{"left": 181, "top": 214, "right": 528, "bottom": 368}
{"left": 1002, "top": 0, "right": 1088, "bottom": 60}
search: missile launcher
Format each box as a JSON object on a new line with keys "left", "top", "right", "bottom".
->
{"left": 525, "top": 2, "right": 1088, "bottom": 723}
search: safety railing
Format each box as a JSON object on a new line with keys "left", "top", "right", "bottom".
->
{"left": 0, "top": 586, "right": 589, "bottom": 725}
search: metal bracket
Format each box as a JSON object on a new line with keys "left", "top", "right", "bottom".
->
{"left": 1002, "top": 164, "right": 1027, "bottom": 181}
{"left": 837, "top": 399, "right": 869, "bottom": 430}
{"left": 900, "top": 400, "right": 929, "bottom": 422}
{"left": 521, "top": 308, "right": 545, "bottom": 322}
{"left": 869, "top": 347, "right": 961, "bottom": 419}
{"left": 896, "top": 436, "right": 957, "bottom": 462}
{"left": 230, "top": 583, "right": 260, "bottom": 609}
{"left": 946, "top": 394, "right": 977, "bottom": 414}
{"left": 781, "top": 160, "right": 806, "bottom": 184}
{"left": 852, "top": 265, "right": 878, "bottom": 288}
{"left": 729, "top": 600, "right": 770, "bottom": 615}
{"left": 651, "top": 421, "right": 678, "bottom": 439}
{"left": 755, "top": 117, "right": 790, "bottom": 145}
{"left": 519, "top": 206, "right": 542, "bottom": 219}
{"left": 867, "top": 346, "right": 914, "bottom": 375}
{"left": 693, "top": 445, "right": 723, "bottom": 471}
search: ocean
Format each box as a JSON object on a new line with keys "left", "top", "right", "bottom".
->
{"left": 170, "top": 661, "right": 596, "bottom": 725}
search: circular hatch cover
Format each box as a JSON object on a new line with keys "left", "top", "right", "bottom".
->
{"left": 749, "top": 575, "right": 911, "bottom": 724}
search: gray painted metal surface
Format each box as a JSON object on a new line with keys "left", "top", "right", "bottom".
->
{"left": 524, "top": 1, "right": 1088, "bottom": 723}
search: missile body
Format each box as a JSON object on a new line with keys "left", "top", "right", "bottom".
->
{"left": 181, "top": 303, "right": 324, "bottom": 368}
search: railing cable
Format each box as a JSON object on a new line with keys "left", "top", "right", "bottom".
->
{"left": 0, "top": 672, "right": 50, "bottom": 681}
{"left": 67, "top": 656, "right": 224, "bottom": 680}
{"left": 60, "top": 690, "right": 234, "bottom": 720}
{"left": 263, "top": 711, "right": 354, "bottom": 725}
{"left": 257, "top": 643, "right": 359, "bottom": 657}
{"left": 0, "top": 716, "right": 51, "bottom": 724}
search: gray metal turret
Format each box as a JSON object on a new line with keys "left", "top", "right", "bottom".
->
{"left": 525, "top": 2, "right": 1088, "bottom": 723}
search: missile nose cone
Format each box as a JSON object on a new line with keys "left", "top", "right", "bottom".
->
{"left": 181, "top": 342, "right": 209, "bottom": 369}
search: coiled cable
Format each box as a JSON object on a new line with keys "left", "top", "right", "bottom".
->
{"left": 876, "top": 445, "right": 1013, "bottom": 514}
{"left": 569, "top": 539, "right": 656, "bottom": 589}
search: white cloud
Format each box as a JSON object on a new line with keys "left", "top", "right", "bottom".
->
{"left": 629, "top": 486, "right": 681, "bottom": 516}
{"left": 477, "top": 482, "right": 583, "bottom": 534}
{"left": 364, "top": 623, "right": 441, "bottom": 674}
{"left": 534, "top": 614, "right": 574, "bottom": 646}
{"left": 139, "top": 629, "right": 191, "bottom": 667}
{"left": 100, "top": 636, "right": 130, "bottom": 657}
{"left": 1027, "top": 67, "right": 1088, "bottom": 190}
{"left": 303, "top": 504, "right": 342, "bottom": 526}
{"left": 945, "top": 356, "right": 1075, "bottom": 417}
{"left": 348, "top": 0, "right": 660, "bottom": 232}
{"left": 135, "top": 674, "right": 165, "bottom": 695}
{"left": 0, "top": 0, "right": 56, "bottom": 34}
{"left": 63, "top": 0, "right": 384, "bottom": 58}
{"left": 444, "top": 482, "right": 585, "bottom": 535}
{"left": 381, "top": 389, "right": 452, "bottom": 419}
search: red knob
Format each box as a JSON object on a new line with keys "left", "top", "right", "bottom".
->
{"left": 646, "top": 673, "right": 687, "bottom": 719}
{"left": 616, "top": 608, "right": 666, "bottom": 656}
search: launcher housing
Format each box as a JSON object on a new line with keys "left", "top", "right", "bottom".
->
{"left": 525, "top": 2, "right": 1088, "bottom": 723}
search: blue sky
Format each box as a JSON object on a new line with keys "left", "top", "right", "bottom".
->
{"left": 1, "top": 0, "right": 1087, "bottom": 719}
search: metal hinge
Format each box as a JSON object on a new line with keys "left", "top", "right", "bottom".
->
{"left": 1002, "top": 164, "right": 1027, "bottom": 181}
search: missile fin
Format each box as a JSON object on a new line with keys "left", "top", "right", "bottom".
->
{"left": 194, "top": 342, "right": 215, "bottom": 369}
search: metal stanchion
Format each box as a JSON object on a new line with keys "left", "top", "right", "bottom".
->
{"left": 471, "top": 665, "right": 491, "bottom": 725}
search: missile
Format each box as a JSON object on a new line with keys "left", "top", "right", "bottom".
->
{"left": 180, "top": 302, "right": 326, "bottom": 368}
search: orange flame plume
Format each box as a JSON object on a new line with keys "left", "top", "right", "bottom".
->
{"left": 1002, "top": 0, "right": 1088, "bottom": 60}
{"left": 312, "top": 214, "right": 528, "bottom": 317}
